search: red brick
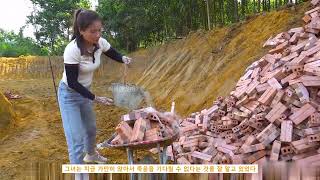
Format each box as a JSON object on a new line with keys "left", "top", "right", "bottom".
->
{"left": 280, "top": 120, "right": 293, "bottom": 142}
{"left": 258, "top": 87, "right": 277, "bottom": 105}
{"left": 115, "top": 121, "right": 133, "bottom": 143}
{"left": 130, "top": 118, "right": 147, "bottom": 142}
{"left": 289, "top": 103, "right": 316, "bottom": 125}
{"left": 265, "top": 102, "right": 287, "bottom": 123}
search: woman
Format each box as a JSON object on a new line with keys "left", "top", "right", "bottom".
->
{"left": 58, "top": 8, "right": 132, "bottom": 165}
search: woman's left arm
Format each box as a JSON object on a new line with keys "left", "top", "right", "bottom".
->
{"left": 101, "top": 38, "right": 131, "bottom": 64}
{"left": 103, "top": 47, "right": 123, "bottom": 63}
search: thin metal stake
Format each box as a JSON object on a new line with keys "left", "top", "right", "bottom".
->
{"left": 48, "top": 43, "right": 59, "bottom": 107}
{"left": 48, "top": 55, "right": 58, "bottom": 104}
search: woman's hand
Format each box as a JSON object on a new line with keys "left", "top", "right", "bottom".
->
{"left": 122, "top": 56, "right": 132, "bottom": 64}
{"left": 94, "top": 96, "right": 114, "bottom": 105}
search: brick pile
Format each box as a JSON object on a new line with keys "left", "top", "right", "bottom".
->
{"left": 170, "top": 2, "right": 320, "bottom": 164}
{"left": 111, "top": 107, "right": 180, "bottom": 145}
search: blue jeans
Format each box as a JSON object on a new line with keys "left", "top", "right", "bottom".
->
{"left": 58, "top": 81, "right": 96, "bottom": 164}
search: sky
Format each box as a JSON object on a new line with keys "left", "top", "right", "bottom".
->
{"left": 0, "top": 0, "right": 98, "bottom": 39}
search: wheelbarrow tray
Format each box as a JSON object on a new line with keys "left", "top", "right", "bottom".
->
{"left": 102, "top": 132, "right": 179, "bottom": 150}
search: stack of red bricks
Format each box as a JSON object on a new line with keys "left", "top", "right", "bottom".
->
{"left": 171, "top": 2, "right": 320, "bottom": 164}
{"left": 111, "top": 107, "right": 179, "bottom": 145}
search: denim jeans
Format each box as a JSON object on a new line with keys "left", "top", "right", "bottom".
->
{"left": 57, "top": 81, "right": 96, "bottom": 164}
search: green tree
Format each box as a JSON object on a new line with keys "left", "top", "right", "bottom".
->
{"left": 24, "top": 0, "right": 304, "bottom": 54}
{"left": 0, "top": 28, "right": 47, "bottom": 57}
{"left": 27, "top": 0, "right": 91, "bottom": 55}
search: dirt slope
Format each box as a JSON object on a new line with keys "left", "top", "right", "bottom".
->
{"left": 134, "top": 3, "right": 310, "bottom": 116}
{"left": 0, "top": 92, "right": 15, "bottom": 135}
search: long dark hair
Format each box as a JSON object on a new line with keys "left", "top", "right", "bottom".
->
{"left": 72, "top": 9, "right": 102, "bottom": 58}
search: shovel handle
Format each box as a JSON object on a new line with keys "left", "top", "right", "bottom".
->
{"left": 123, "top": 63, "right": 128, "bottom": 84}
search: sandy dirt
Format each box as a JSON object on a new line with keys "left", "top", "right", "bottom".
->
{"left": 0, "top": 78, "right": 137, "bottom": 179}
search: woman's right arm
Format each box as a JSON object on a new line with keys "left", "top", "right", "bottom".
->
{"left": 65, "top": 64, "right": 113, "bottom": 105}
{"left": 63, "top": 44, "right": 113, "bottom": 105}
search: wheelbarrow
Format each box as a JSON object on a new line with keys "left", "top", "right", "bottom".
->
{"left": 97, "top": 131, "right": 179, "bottom": 180}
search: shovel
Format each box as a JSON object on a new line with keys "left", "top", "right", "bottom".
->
{"left": 109, "top": 64, "right": 152, "bottom": 110}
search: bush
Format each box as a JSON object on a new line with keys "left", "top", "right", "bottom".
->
{"left": 0, "top": 29, "right": 48, "bottom": 57}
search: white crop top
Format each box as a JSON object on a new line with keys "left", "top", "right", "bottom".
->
{"left": 61, "top": 37, "right": 111, "bottom": 88}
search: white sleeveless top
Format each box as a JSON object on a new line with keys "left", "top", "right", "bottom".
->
{"left": 61, "top": 37, "right": 111, "bottom": 88}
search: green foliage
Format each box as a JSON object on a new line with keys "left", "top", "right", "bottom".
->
{"left": 27, "top": 0, "right": 91, "bottom": 55}
{"left": 23, "top": 0, "right": 305, "bottom": 54}
{"left": 0, "top": 29, "right": 47, "bottom": 57}
{"left": 97, "top": 0, "right": 209, "bottom": 51}
{"left": 96, "top": 0, "right": 304, "bottom": 52}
